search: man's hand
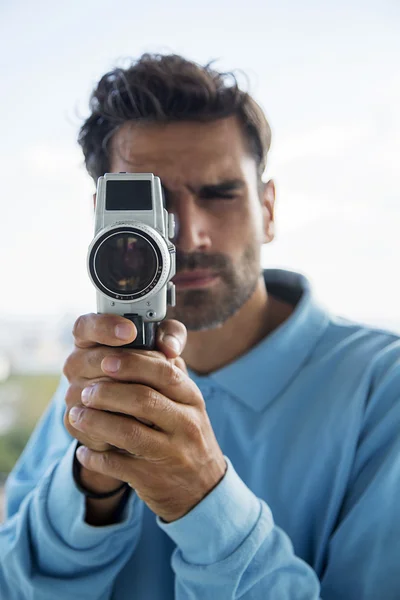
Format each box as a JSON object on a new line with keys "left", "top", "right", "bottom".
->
{"left": 63, "top": 313, "right": 188, "bottom": 496}
{"left": 63, "top": 313, "right": 227, "bottom": 523}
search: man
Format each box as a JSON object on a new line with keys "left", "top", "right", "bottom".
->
{"left": 1, "top": 53, "right": 400, "bottom": 599}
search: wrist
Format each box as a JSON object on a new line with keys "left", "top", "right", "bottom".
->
{"left": 79, "top": 465, "right": 124, "bottom": 495}
{"left": 85, "top": 485, "right": 131, "bottom": 526}
{"left": 76, "top": 461, "right": 133, "bottom": 527}
{"left": 72, "top": 441, "right": 132, "bottom": 525}
{"left": 73, "top": 441, "right": 129, "bottom": 498}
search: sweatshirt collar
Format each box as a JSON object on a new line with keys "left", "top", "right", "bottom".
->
{"left": 189, "top": 269, "right": 330, "bottom": 412}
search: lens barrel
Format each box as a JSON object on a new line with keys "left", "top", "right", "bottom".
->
{"left": 88, "top": 226, "right": 164, "bottom": 301}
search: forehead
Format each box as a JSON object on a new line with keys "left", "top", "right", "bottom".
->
{"left": 110, "top": 116, "right": 255, "bottom": 188}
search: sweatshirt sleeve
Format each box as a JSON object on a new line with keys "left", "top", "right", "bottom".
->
{"left": 157, "top": 344, "right": 400, "bottom": 600}
{"left": 0, "top": 376, "right": 144, "bottom": 600}
{"left": 157, "top": 456, "right": 321, "bottom": 599}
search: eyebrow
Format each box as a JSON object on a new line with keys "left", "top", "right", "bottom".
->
{"left": 161, "top": 179, "right": 245, "bottom": 205}
{"left": 190, "top": 179, "right": 245, "bottom": 196}
{"left": 164, "top": 179, "right": 245, "bottom": 196}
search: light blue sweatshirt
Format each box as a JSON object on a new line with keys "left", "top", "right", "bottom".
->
{"left": 2, "top": 269, "right": 400, "bottom": 599}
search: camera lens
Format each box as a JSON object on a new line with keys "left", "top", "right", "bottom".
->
{"left": 94, "top": 231, "right": 158, "bottom": 295}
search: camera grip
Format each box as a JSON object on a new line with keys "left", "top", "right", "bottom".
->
{"left": 121, "top": 314, "right": 159, "bottom": 350}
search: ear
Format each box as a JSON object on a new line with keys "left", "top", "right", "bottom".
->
{"left": 261, "top": 179, "right": 276, "bottom": 244}
{"left": 93, "top": 192, "right": 97, "bottom": 210}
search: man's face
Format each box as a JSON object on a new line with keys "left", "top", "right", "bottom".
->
{"left": 110, "top": 116, "right": 275, "bottom": 331}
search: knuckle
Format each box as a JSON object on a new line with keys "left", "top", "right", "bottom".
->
{"left": 64, "top": 383, "right": 81, "bottom": 409}
{"left": 63, "top": 351, "right": 79, "bottom": 381}
{"left": 183, "top": 413, "right": 203, "bottom": 442}
{"left": 87, "top": 347, "right": 104, "bottom": 370}
{"left": 99, "top": 451, "right": 120, "bottom": 474}
{"left": 173, "top": 356, "right": 188, "bottom": 375}
{"left": 122, "top": 423, "right": 140, "bottom": 451}
{"left": 160, "top": 359, "right": 183, "bottom": 387}
{"left": 128, "top": 349, "right": 161, "bottom": 361}
{"left": 142, "top": 387, "right": 161, "bottom": 412}
{"left": 72, "top": 315, "right": 86, "bottom": 342}
{"left": 194, "top": 388, "right": 206, "bottom": 409}
{"left": 147, "top": 350, "right": 164, "bottom": 360}
{"left": 62, "top": 363, "right": 70, "bottom": 382}
{"left": 121, "top": 421, "right": 150, "bottom": 454}
{"left": 62, "top": 358, "right": 70, "bottom": 380}
{"left": 64, "top": 347, "right": 97, "bottom": 383}
{"left": 188, "top": 379, "right": 206, "bottom": 408}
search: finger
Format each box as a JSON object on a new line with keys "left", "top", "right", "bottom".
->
{"left": 100, "top": 352, "right": 201, "bottom": 406}
{"left": 172, "top": 356, "right": 188, "bottom": 375}
{"left": 81, "top": 382, "right": 183, "bottom": 433}
{"left": 73, "top": 313, "right": 137, "bottom": 349}
{"left": 69, "top": 405, "right": 166, "bottom": 459}
{"left": 75, "top": 446, "right": 143, "bottom": 485}
{"left": 63, "top": 345, "right": 163, "bottom": 384}
{"left": 156, "top": 319, "right": 187, "bottom": 359}
{"left": 63, "top": 385, "right": 111, "bottom": 451}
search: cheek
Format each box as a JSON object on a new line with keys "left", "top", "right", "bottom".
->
{"left": 211, "top": 212, "right": 258, "bottom": 257}
{"left": 212, "top": 213, "right": 243, "bottom": 246}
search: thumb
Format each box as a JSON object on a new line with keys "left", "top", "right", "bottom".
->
{"left": 156, "top": 319, "right": 187, "bottom": 359}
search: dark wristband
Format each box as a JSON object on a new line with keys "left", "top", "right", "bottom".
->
{"left": 72, "top": 442, "right": 131, "bottom": 500}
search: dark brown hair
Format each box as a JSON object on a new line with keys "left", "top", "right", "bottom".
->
{"left": 78, "top": 53, "right": 272, "bottom": 183}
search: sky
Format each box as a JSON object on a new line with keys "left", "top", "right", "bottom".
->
{"left": 1, "top": 0, "right": 399, "bottom": 330}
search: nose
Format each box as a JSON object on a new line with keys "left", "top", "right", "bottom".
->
{"left": 172, "top": 196, "right": 212, "bottom": 253}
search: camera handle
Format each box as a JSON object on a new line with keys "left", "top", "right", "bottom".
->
{"left": 120, "top": 314, "right": 159, "bottom": 350}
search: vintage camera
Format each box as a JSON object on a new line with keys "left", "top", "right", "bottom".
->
{"left": 87, "top": 172, "right": 176, "bottom": 349}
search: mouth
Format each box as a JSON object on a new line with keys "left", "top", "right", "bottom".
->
{"left": 172, "top": 270, "right": 220, "bottom": 289}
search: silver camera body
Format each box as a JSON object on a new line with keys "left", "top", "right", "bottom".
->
{"left": 87, "top": 172, "right": 176, "bottom": 349}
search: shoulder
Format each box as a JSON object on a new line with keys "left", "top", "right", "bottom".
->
{"left": 311, "top": 314, "right": 400, "bottom": 401}
{"left": 312, "top": 311, "right": 399, "bottom": 360}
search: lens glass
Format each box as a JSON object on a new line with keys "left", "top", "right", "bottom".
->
{"left": 94, "top": 232, "right": 158, "bottom": 295}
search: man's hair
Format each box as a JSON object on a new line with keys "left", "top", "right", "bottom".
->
{"left": 78, "top": 53, "right": 272, "bottom": 183}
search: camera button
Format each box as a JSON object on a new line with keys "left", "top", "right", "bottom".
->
{"left": 167, "top": 282, "right": 176, "bottom": 307}
{"left": 168, "top": 214, "right": 175, "bottom": 239}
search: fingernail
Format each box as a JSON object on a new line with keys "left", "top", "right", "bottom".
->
{"left": 115, "top": 323, "right": 134, "bottom": 340}
{"left": 69, "top": 406, "right": 82, "bottom": 424}
{"left": 102, "top": 356, "right": 121, "bottom": 373}
{"left": 81, "top": 386, "right": 93, "bottom": 406}
{"left": 163, "top": 334, "right": 181, "bottom": 354}
{"left": 76, "top": 445, "right": 88, "bottom": 463}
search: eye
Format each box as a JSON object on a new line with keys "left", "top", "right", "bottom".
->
{"left": 214, "top": 193, "right": 237, "bottom": 199}
{"left": 201, "top": 192, "right": 238, "bottom": 201}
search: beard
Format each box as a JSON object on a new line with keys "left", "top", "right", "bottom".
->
{"left": 167, "top": 242, "right": 261, "bottom": 331}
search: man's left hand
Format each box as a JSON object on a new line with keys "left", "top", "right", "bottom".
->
{"left": 69, "top": 350, "right": 227, "bottom": 523}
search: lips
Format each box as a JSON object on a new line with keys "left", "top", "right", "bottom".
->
{"left": 172, "top": 270, "right": 219, "bottom": 288}
{"left": 173, "top": 270, "right": 214, "bottom": 282}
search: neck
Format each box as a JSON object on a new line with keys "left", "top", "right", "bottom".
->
{"left": 181, "top": 275, "right": 293, "bottom": 375}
